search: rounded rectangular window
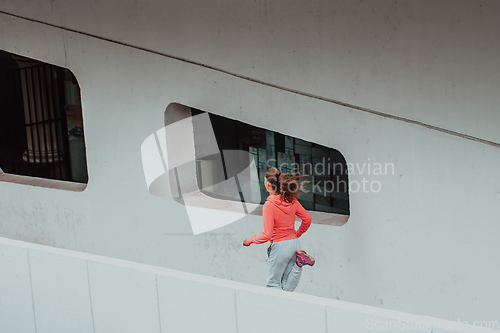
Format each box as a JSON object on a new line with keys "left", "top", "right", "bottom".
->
{"left": 142, "top": 102, "right": 349, "bottom": 231}
{"left": 0, "top": 50, "right": 88, "bottom": 189}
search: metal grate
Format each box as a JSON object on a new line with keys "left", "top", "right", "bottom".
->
{"left": 6, "top": 64, "right": 73, "bottom": 181}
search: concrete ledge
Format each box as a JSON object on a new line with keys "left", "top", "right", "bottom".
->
{"left": 0, "top": 173, "right": 87, "bottom": 192}
{"left": 0, "top": 237, "right": 497, "bottom": 333}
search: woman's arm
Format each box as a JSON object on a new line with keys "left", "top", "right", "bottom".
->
{"left": 244, "top": 203, "right": 275, "bottom": 245}
{"left": 295, "top": 200, "right": 312, "bottom": 237}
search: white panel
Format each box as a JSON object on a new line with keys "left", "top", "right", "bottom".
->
{"left": 29, "top": 250, "right": 94, "bottom": 333}
{"left": 87, "top": 261, "right": 161, "bottom": 333}
{"left": 0, "top": 244, "right": 36, "bottom": 333}
{"left": 235, "top": 290, "right": 326, "bottom": 333}
{"left": 327, "top": 307, "right": 431, "bottom": 333}
{"left": 157, "top": 275, "right": 237, "bottom": 333}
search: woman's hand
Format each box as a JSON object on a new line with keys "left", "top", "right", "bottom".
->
{"left": 243, "top": 239, "right": 250, "bottom": 246}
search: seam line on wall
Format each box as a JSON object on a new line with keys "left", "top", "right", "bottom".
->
{"left": 27, "top": 249, "right": 39, "bottom": 333}
{"left": 1, "top": 10, "right": 499, "bottom": 149}
{"left": 234, "top": 291, "right": 239, "bottom": 333}
{"left": 325, "top": 306, "right": 329, "bottom": 333}
{"left": 155, "top": 274, "right": 163, "bottom": 333}
{"left": 86, "top": 261, "right": 97, "bottom": 333}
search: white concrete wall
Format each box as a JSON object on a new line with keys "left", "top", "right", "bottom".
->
{"left": 1, "top": 237, "right": 498, "bottom": 333}
{"left": 0, "top": 0, "right": 499, "bottom": 326}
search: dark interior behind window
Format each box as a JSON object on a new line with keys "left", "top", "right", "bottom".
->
{"left": 192, "top": 108, "right": 349, "bottom": 215}
{"left": 0, "top": 50, "right": 88, "bottom": 183}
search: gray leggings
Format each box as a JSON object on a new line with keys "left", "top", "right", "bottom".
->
{"left": 266, "top": 238, "right": 302, "bottom": 291}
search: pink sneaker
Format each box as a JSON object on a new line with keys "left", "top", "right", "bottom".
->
{"left": 296, "top": 250, "right": 315, "bottom": 267}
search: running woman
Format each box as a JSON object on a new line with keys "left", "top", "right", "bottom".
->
{"left": 243, "top": 167, "right": 315, "bottom": 291}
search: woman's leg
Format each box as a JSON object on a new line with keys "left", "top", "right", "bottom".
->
{"left": 266, "top": 240, "right": 296, "bottom": 289}
{"left": 281, "top": 239, "right": 302, "bottom": 292}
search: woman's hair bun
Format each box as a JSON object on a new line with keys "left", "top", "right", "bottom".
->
{"left": 265, "top": 167, "right": 309, "bottom": 203}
